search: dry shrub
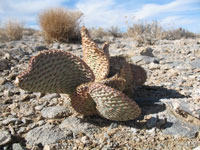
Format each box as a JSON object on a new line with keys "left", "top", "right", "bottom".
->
{"left": 0, "top": 28, "right": 7, "bottom": 42}
{"left": 39, "top": 8, "right": 83, "bottom": 43}
{"left": 127, "top": 21, "right": 162, "bottom": 45}
{"left": 5, "top": 20, "right": 24, "bottom": 41}
{"left": 127, "top": 21, "right": 197, "bottom": 45}
{"left": 162, "top": 28, "right": 196, "bottom": 40}
{"left": 107, "top": 26, "right": 122, "bottom": 37}
{"left": 89, "top": 27, "right": 108, "bottom": 38}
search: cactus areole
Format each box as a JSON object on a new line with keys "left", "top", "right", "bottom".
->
{"left": 16, "top": 26, "right": 147, "bottom": 121}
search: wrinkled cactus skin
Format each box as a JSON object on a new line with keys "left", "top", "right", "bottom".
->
{"left": 81, "top": 26, "right": 109, "bottom": 81}
{"left": 89, "top": 83, "right": 141, "bottom": 121}
{"left": 16, "top": 26, "right": 147, "bottom": 121}
{"left": 16, "top": 50, "right": 95, "bottom": 95}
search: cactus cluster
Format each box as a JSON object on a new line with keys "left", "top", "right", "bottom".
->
{"left": 16, "top": 26, "right": 147, "bottom": 121}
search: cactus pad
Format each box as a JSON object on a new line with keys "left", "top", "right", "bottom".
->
{"left": 88, "top": 83, "right": 141, "bottom": 121}
{"left": 16, "top": 50, "right": 95, "bottom": 94}
{"left": 70, "top": 83, "right": 98, "bottom": 116}
{"left": 97, "top": 75, "right": 126, "bottom": 92}
{"left": 130, "top": 64, "right": 147, "bottom": 86}
{"left": 81, "top": 26, "right": 109, "bottom": 80}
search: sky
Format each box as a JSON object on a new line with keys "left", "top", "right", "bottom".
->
{"left": 0, "top": 0, "right": 200, "bottom": 33}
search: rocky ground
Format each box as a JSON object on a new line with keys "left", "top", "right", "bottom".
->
{"left": 0, "top": 32, "right": 200, "bottom": 150}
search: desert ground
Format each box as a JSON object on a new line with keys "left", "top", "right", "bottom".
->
{"left": 0, "top": 29, "right": 200, "bottom": 150}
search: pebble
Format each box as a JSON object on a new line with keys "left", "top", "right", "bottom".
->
{"left": 12, "top": 143, "right": 24, "bottom": 150}
{"left": 140, "top": 47, "right": 154, "bottom": 57}
{"left": 0, "top": 130, "right": 12, "bottom": 146}
{"left": 146, "top": 116, "right": 158, "bottom": 128}
{"left": 0, "top": 77, "right": 6, "bottom": 85}
{"left": 41, "top": 106, "right": 70, "bottom": 119}
{"left": 2, "top": 117, "right": 20, "bottom": 125}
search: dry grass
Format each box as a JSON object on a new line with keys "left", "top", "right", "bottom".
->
{"left": 127, "top": 21, "right": 163, "bottom": 45}
{"left": 4, "top": 20, "right": 24, "bottom": 41}
{"left": 39, "top": 8, "right": 83, "bottom": 43}
{"left": 162, "top": 28, "right": 196, "bottom": 40}
{"left": 90, "top": 26, "right": 122, "bottom": 38}
{"left": 127, "top": 21, "right": 197, "bottom": 46}
{"left": 89, "top": 27, "right": 108, "bottom": 38}
{"left": 107, "top": 26, "right": 122, "bottom": 37}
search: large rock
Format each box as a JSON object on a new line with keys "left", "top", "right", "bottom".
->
{"left": 162, "top": 110, "right": 199, "bottom": 138}
{"left": 157, "top": 99, "right": 200, "bottom": 138}
{"left": 59, "top": 116, "right": 99, "bottom": 134}
{"left": 161, "top": 98, "right": 200, "bottom": 122}
{"left": 26, "top": 124, "right": 72, "bottom": 147}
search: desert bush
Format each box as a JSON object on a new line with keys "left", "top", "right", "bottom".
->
{"left": 107, "top": 26, "right": 122, "bottom": 37}
{"left": 127, "top": 21, "right": 163, "bottom": 45}
{"left": 89, "top": 27, "right": 108, "bottom": 38}
{"left": 4, "top": 20, "right": 24, "bottom": 41}
{"left": 127, "top": 20, "right": 197, "bottom": 45}
{"left": 162, "top": 28, "right": 196, "bottom": 40}
{"left": 39, "top": 8, "right": 83, "bottom": 43}
{"left": 0, "top": 28, "right": 7, "bottom": 42}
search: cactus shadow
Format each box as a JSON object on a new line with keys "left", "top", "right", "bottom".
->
{"left": 132, "top": 85, "right": 186, "bottom": 116}
{"left": 83, "top": 114, "right": 173, "bottom": 130}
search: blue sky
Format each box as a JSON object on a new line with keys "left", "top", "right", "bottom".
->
{"left": 0, "top": 0, "right": 200, "bottom": 33}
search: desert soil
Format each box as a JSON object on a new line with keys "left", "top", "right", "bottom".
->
{"left": 0, "top": 32, "right": 200, "bottom": 150}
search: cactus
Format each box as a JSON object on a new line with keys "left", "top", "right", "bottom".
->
{"left": 81, "top": 26, "right": 109, "bottom": 81}
{"left": 88, "top": 83, "right": 141, "bottom": 121}
{"left": 16, "top": 26, "right": 147, "bottom": 121}
{"left": 16, "top": 50, "right": 95, "bottom": 95}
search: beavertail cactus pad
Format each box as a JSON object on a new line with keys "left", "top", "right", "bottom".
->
{"left": 16, "top": 26, "right": 147, "bottom": 121}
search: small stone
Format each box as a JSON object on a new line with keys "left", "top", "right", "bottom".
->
{"left": 140, "top": 47, "right": 154, "bottom": 57}
{"left": 43, "top": 145, "right": 51, "bottom": 150}
{"left": 147, "top": 116, "right": 158, "bottom": 128}
{"left": 35, "top": 105, "right": 44, "bottom": 111}
{"left": 0, "top": 59, "right": 9, "bottom": 71}
{"left": 19, "top": 103, "right": 35, "bottom": 116}
{"left": 4, "top": 89, "right": 12, "bottom": 97}
{"left": 81, "top": 136, "right": 89, "bottom": 144}
{"left": 146, "top": 128, "right": 156, "bottom": 136}
{"left": 149, "top": 63, "right": 160, "bottom": 70}
{"left": 0, "top": 130, "right": 12, "bottom": 146}
{"left": 39, "top": 93, "right": 59, "bottom": 101}
{"left": 2, "top": 117, "right": 20, "bottom": 125}
{"left": 0, "top": 77, "right": 6, "bottom": 85}
{"left": 35, "top": 45, "right": 48, "bottom": 51}
{"left": 41, "top": 106, "right": 70, "bottom": 119}
{"left": 130, "top": 128, "right": 138, "bottom": 134}
{"left": 190, "top": 58, "right": 200, "bottom": 68}
{"left": 12, "top": 143, "right": 24, "bottom": 150}
{"left": 109, "top": 123, "right": 118, "bottom": 129}
{"left": 51, "top": 43, "right": 60, "bottom": 49}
